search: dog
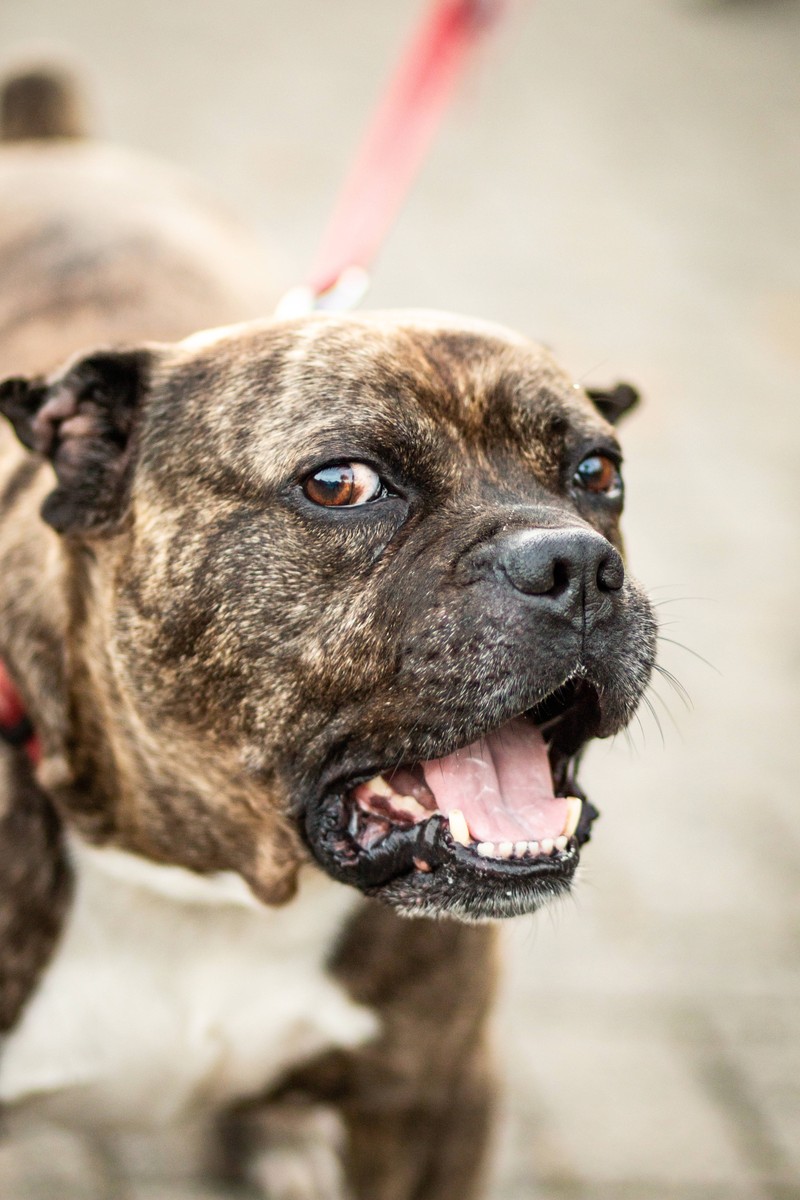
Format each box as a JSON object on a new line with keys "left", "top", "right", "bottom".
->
{"left": 0, "top": 67, "right": 656, "bottom": 1198}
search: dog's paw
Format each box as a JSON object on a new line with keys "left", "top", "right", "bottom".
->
{"left": 244, "top": 1104, "right": 352, "bottom": 1200}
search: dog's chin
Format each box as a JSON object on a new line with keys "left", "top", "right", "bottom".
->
{"left": 304, "top": 679, "right": 606, "bottom": 921}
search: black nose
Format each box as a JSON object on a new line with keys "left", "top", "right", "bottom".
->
{"left": 495, "top": 528, "right": 624, "bottom": 610}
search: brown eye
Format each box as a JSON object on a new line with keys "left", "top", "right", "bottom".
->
{"left": 303, "top": 462, "right": 386, "bottom": 507}
{"left": 574, "top": 454, "right": 623, "bottom": 498}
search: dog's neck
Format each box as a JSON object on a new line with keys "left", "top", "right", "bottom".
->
{"left": 67, "top": 830, "right": 277, "bottom": 909}
{"left": 0, "top": 476, "right": 305, "bottom": 907}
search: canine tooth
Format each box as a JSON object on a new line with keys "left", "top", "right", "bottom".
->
{"left": 540, "top": 838, "right": 555, "bottom": 855}
{"left": 477, "top": 842, "right": 495, "bottom": 857}
{"left": 563, "top": 796, "right": 583, "bottom": 839}
{"left": 554, "top": 835, "right": 568, "bottom": 852}
{"left": 498, "top": 841, "right": 514, "bottom": 858}
{"left": 513, "top": 841, "right": 528, "bottom": 857}
{"left": 364, "top": 774, "right": 394, "bottom": 797}
{"left": 448, "top": 808, "right": 471, "bottom": 847}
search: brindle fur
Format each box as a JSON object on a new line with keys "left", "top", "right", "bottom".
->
{"left": 0, "top": 68, "right": 654, "bottom": 1197}
{"left": 0, "top": 745, "right": 72, "bottom": 1033}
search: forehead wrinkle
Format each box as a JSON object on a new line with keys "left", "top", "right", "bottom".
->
{"left": 160, "top": 315, "right": 614, "bottom": 500}
{"left": 230, "top": 323, "right": 465, "bottom": 485}
{"left": 254, "top": 331, "right": 585, "bottom": 494}
{"left": 241, "top": 389, "right": 458, "bottom": 494}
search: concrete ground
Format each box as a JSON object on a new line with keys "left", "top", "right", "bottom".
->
{"left": 0, "top": 0, "right": 798, "bottom": 1197}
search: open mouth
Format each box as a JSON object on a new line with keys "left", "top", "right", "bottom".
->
{"left": 306, "top": 678, "right": 602, "bottom": 917}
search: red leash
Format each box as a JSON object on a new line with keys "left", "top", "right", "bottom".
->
{"left": 279, "top": 0, "right": 515, "bottom": 313}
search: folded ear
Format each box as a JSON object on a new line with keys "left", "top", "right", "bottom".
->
{"left": 586, "top": 382, "right": 640, "bottom": 425}
{"left": 0, "top": 348, "right": 153, "bottom": 534}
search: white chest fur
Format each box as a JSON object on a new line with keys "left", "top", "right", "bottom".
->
{"left": 0, "top": 836, "right": 376, "bottom": 1130}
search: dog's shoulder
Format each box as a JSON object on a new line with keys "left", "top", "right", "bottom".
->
{"left": 0, "top": 832, "right": 377, "bottom": 1128}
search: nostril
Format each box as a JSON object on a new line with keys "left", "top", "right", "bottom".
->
{"left": 550, "top": 558, "right": 571, "bottom": 596}
{"left": 597, "top": 550, "right": 625, "bottom": 592}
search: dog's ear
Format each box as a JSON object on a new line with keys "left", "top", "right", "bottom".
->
{"left": 586, "top": 382, "right": 640, "bottom": 425}
{"left": 0, "top": 348, "right": 153, "bottom": 534}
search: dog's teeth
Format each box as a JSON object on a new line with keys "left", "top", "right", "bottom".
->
{"left": 448, "top": 808, "right": 471, "bottom": 847}
{"left": 476, "top": 842, "right": 496, "bottom": 857}
{"left": 563, "top": 796, "right": 583, "bottom": 839}
{"left": 364, "top": 774, "right": 394, "bottom": 797}
{"left": 540, "top": 838, "right": 555, "bottom": 855}
{"left": 498, "top": 841, "right": 514, "bottom": 858}
{"left": 354, "top": 776, "right": 431, "bottom": 824}
{"left": 528, "top": 840, "right": 540, "bottom": 856}
{"left": 513, "top": 840, "right": 528, "bottom": 857}
{"left": 554, "top": 835, "right": 568, "bottom": 852}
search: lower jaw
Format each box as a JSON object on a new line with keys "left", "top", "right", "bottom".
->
{"left": 368, "top": 854, "right": 578, "bottom": 920}
{"left": 305, "top": 792, "right": 599, "bottom": 919}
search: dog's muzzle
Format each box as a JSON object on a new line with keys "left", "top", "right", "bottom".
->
{"left": 302, "top": 520, "right": 654, "bottom": 921}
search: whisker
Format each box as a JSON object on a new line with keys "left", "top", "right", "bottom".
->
{"left": 621, "top": 725, "right": 637, "bottom": 755}
{"left": 575, "top": 358, "right": 611, "bottom": 384}
{"left": 632, "top": 710, "right": 647, "bottom": 750}
{"left": 388, "top": 712, "right": 427, "bottom": 775}
{"left": 658, "top": 635, "right": 720, "bottom": 674}
{"left": 646, "top": 684, "right": 683, "bottom": 738}
{"left": 650, "top": 596, "right": 712, "bottom": 609}
{"left": 652, "top": 662, "right": 693, "bottom": 710}
{"left": 639, "top": 692, "right": 666, "bottom": 748}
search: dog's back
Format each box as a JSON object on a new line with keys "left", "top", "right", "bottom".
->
{"left": 0, "top": 65, "right": 282, "bottom": 381}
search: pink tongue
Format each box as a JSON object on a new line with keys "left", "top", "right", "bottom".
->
{"left": 422, "top": 718, "right": 568, "bottom": 843}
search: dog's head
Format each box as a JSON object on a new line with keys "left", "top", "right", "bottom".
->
{"left": 0, "top": 312, "right": 655, "bottom": 919}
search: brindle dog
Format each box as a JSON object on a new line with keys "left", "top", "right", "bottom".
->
{"left": 0, "top": 69, "right": 655, "bottom": 1199}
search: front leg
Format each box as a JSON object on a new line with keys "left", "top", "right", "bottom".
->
{"left": 220, "top": 905, "right": 496, "bottom": 1200}
{"left": 220, "top": 1097, "right": 353, "bottom": 1200}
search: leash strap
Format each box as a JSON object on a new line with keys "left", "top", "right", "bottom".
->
{"left": 278, "top": 0, "right": 513, "bottom": 315}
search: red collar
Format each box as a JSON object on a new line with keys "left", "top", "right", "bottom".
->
{"left": 0, "top": 659, "right": 41, "bottom": 764}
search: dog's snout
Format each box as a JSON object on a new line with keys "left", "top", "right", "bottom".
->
{"left": 495, "top": 528, "right": 624, "bottom": 609}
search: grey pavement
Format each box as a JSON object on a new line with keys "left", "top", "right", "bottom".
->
{"left": 0, "top": 0, "right": 798, "bottom": 1197}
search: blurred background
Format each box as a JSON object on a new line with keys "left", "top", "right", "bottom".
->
{"left": 0, "top": 0, "right": 798, "bottom": 1197}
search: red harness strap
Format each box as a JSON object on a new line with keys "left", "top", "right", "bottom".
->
{"left": 0, "top": 658, "right": 41, "bottom": 765}
{"left": 307, "top": 0, "right": 513, "bottom": 302}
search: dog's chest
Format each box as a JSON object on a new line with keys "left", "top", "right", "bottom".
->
{"left": 0, "top": 837, "right": 375, "bottom": 1129}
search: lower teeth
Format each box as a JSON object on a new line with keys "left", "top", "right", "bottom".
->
{"left": 452, "top": 796, "right": 583, "bottom": 861}
{"left": 475, "top": 838, "right": 568, "bottom": 859}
